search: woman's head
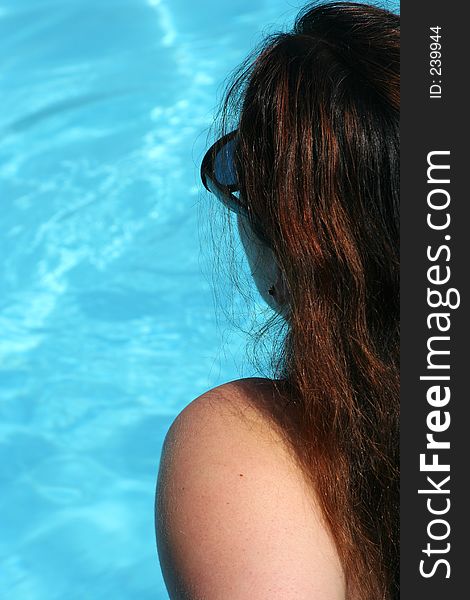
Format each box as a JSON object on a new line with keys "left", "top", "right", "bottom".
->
{"left": 203, "top": 2, "right": 400, "bottom": 598}
{"left": 203, "top": 1, "right": 399, "bottom": 318}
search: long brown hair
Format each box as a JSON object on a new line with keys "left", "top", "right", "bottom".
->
{"left": 214, "top": 2, "right": 399, "bottom": 598}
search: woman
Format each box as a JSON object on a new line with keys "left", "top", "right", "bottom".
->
{"left": 155, "top": 2, "right": 399, "bottom": 599}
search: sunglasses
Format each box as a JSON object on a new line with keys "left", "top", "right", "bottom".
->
{"left": 200, "top": 130, "right": 248, "bottom": 217}
{"left": 200, "top": 130, "right": 269, "bottom": 244}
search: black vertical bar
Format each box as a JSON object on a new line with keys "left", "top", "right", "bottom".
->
{"left": 401, "top": 0, "right": 468, "bottom": 597}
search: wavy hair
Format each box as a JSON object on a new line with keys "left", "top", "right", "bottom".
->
{"left": 214, "top": 2, "right": 400, "bottom": 598}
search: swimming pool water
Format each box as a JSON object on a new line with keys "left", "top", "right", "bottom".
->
{"left": 0, "top": 1, "right": 399, "bottom": 598}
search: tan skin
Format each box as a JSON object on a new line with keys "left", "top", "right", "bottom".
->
{"left": 236, "top": 214, "right": 283, "bottom": 310}
{"left": 155, "top": 215, "right": 346, "bottom": 599}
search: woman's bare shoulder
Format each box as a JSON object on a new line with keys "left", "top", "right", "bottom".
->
{"left": 155, "top": 378, "right": 345, "bottom": 600}
{"left": 163, "top": 377, "right": 292, "bottom": 448}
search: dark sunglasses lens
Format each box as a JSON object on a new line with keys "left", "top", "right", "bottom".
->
{"left": 212, "top": 135, "right": 238, "bottom": 187}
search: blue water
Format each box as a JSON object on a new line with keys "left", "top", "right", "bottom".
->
{"left": 0, "top": 1, "right": 399, "bottom": 598}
